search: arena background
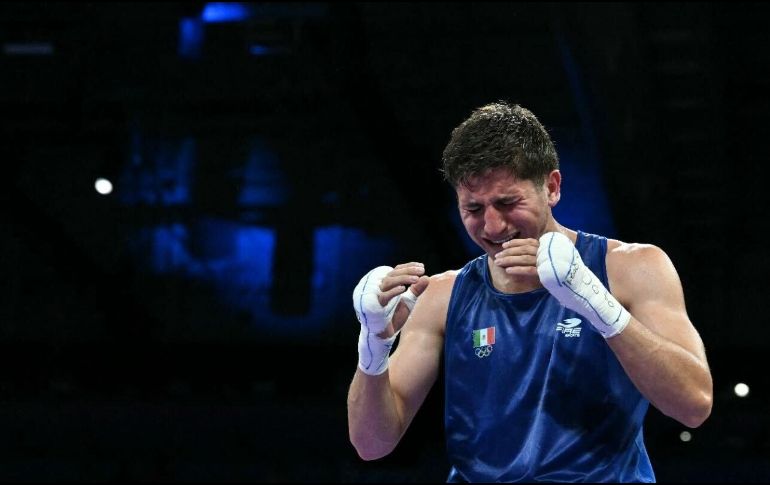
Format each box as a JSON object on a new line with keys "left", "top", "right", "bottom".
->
{"left": 1, "top": 2, "right": 767, "bottom": 481}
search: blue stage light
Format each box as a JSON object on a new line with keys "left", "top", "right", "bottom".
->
{"left": 201, "top": 3, "right": 252, "bottom": 23}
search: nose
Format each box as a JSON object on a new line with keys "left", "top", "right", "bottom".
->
{"left": 483, "top": 207, "right": 506, "bottom": 237}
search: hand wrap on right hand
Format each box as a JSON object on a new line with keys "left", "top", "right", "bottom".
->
{"left": 352, "top": 266, "right": 416, "bottom": 375}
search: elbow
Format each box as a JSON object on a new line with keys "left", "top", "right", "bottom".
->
{"left": 350, "top": 438, "right": 396, "bottom": 461}
{"left": 349, "top": 427, "right": 398, "bottom": 461}
{"left": 355, "top": 447, "right": 392, "bottom": 462}
{"left": 679, "top": 390, "right": 713, "bottom": 428}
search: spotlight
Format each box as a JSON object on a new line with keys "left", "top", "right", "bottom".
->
{"left": 734, "top": 383, "right": 749, "bottom": 398}
{"left": 95, "top": 178, "right": 113, "bottom": 195}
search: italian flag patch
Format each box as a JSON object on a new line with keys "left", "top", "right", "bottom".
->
{"left": 472, "top": 327, "right": 495, "bottom": 347}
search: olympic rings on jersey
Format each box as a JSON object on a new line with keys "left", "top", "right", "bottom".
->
{"left": 474, "top": 345, "right": 493, "bottom": 358}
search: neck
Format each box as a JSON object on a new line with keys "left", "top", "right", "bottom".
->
{"left": 487, "top": 259, "right": 543, "bottom": 294}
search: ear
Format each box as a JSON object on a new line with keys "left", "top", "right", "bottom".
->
{"left": 545, "top": 170, "right": 561, "bottom": 207}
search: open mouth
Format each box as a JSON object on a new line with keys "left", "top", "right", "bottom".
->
{"left": 487, "top": 233, "right": 519, "bottom": 245}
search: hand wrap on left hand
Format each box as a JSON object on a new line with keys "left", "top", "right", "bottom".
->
{"left": 536, "top": 232, "right": 630, "bottom": 338}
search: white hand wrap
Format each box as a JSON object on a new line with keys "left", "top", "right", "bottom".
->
{"left": 400, "top": 287, "right": 418, "bottom": 312}
{"left": 536, "top": 232, "right": 630, "bottom": 338}
{"left": 352, "top": 266, "right": 418, "bottom": 375}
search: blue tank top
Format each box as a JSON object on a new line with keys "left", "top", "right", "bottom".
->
{"left": 444, "top": 231, "right": 655, "bottom": 483}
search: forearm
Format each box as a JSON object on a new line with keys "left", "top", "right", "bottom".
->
{"left": 347, "top": 369, "right": 405, "bottom": 460}
{"left": 607, "top": 318, "right": 713, "bottom": 428}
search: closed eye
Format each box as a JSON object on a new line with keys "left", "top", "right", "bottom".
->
{"left": 497, "top": 199, "right": 519, "bottom": 208}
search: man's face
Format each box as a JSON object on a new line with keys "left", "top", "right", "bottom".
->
{"left": 456, "top": 168, "right": 555, "bottom": 257}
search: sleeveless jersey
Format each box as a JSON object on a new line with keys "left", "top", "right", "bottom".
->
{"left": 444, "top": 231, "right": 655, "bottom": 483}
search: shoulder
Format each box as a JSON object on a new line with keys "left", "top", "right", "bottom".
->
{"left": 420, "top": 269, "right": 460, "bottom": 304}
{"left": 606, "top": 238, "right": 674, "bottom": 271}
{"left": 429, "top": 269, "right": 460, "bottom": 285}
{"left": 605, "top": 238, "right": 682, "bottom": 305}
{"left": 405, "top": 269, "right": 460, "bottom": 336}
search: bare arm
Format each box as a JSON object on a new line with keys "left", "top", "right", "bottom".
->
{"left": 606, "top": 243, "right": 713, "bottom": 428}
{"left": 347, "top": 272, "right": 454, "bottom": 460}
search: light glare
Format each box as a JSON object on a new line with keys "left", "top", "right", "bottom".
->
{"left": 95, "top": 178, "right": 113, "bottom": 195}
{"left": 734, "top": 383, "right": 749, "bottom": 398}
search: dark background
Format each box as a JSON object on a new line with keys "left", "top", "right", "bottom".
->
{"left": 1, "top": 2, "right": 768, "bottom": 482}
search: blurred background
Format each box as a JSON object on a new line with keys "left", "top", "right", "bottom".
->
{"left": 1, "top": 1, "right": 768, "bottom": 482}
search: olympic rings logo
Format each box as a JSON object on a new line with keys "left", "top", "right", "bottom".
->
{"left": 474, "top": 345, "right": 493, "bottom": 358}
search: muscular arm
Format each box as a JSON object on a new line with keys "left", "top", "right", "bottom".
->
{"left": 606, "top": 243, "right": 713, "bottom": 428}
{"left": 347, "top": 273, "right": 454, "bottom": 460}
